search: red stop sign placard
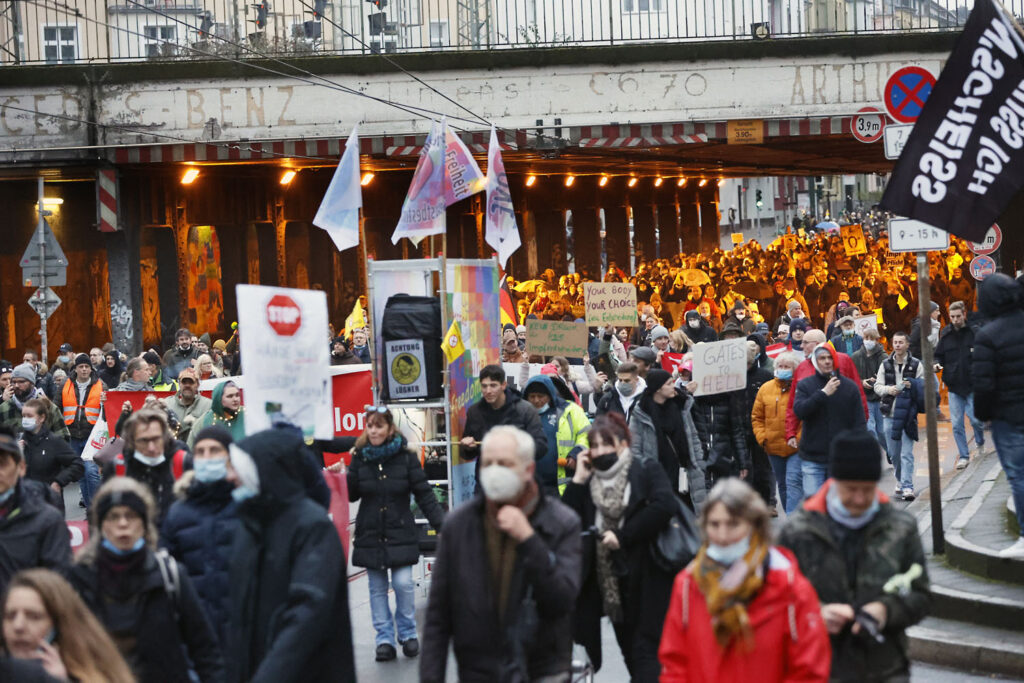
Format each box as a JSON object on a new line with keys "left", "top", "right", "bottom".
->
{"left": 266, "top": 294, "right": 302, "bottom": 336}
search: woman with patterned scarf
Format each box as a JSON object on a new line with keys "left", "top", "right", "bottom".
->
{"left": 658, "top": 479, "right": 830, "bottom": 681}
{"left": 348, "top": 406, "right": 445, "bottom": 663}
{"left": 561, "top": 412, "right": 675, "bottom": 682}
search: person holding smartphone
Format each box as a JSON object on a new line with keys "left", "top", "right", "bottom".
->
{"left": 2, "top": 568, "right": 133, "bottom": 683}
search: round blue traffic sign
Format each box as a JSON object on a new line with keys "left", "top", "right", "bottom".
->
{"left": 970, "top": 255, "right": 997, "bottom": 281}
{"left": 884, "top": 67, "right": 936, "bottom": 124}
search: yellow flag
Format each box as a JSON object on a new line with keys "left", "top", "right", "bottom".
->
{"left": 344, "top": 300, "right": 366, "bottom": 337}
{"left": 897, "top": 294, "right": 908, "bottom": 310}
{"left": 442, "top": 319, "right": 465, "bottom": 364}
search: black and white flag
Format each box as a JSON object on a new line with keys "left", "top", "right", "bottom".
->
{"left": 880, "top": 0, "right": 1024, "bottom": 242}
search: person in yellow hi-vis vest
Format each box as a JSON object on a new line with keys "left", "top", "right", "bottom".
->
{"left": 521, "top": 372, "right": 590, "bottom": 496}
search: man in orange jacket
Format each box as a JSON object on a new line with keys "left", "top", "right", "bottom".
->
{"left": 61, "top": 353, "right": 106, "bottom": 507}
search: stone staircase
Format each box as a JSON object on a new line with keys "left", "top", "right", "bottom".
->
{"left": 905, "top": 449, "right": 1024, "bottom": 678}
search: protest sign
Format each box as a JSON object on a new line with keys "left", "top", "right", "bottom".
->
{"left": 104, "top": 391, "right": 174, "bottom": 437}
{"left": 526, "top": 319, "right": 588, "bottom": 357}
{"left": 841, "top": 224, "right": 867, "bottom": 256}
{"left": 854, "top": 315, "right": 878, "bottom": 336}
{"left": 237, "top": 284, "right": 333, "bottom": 439}
{"left": 325, "top": 366, "right": 374, "bottom": 467}
{"left": 691, "top": 339, "right": 748, "bottom": 396}
{"left": 583, "top": 282, "right": 638, "bottom": 327}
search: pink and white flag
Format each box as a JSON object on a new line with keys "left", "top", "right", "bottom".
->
{"left": 392, "top": 121, "right": 447, "bottom": 245}
{"left": 484, "top": 126, "right": 521, "bottom": 268}
{"left": 443, "top": 120, "right": 486, "bottom": 206}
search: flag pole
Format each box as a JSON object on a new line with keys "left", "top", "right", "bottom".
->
{"left": 917, "top": 253, "right": 944, "bottom": 554}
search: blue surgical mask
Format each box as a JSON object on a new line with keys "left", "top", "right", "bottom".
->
{"left": 537, "top": 403, "right": 550, "bottom": 413}
{"left": 706, "top": 535, "right": 751, "bottom": 565}
{"left": 826, "top": 484, "right": 880, "bottom": 530}
{"left": 0, "top": 485, "right": 15, "bottom": 505}
{"left": 193, "top": 457, "right": 228, "bottom": 483}
{"left": 774, "top": 368, "right": 793, "bottom": 381}
{"left": 231, "top": 485, "right": 258, "bottom": 503}
{"left": 843, "top": 329, "right": 855, "bottom": 338}
{"left": 101, "top": 537, "right": 145, "bottom": 556}
{"left": 21, "top": 417, "right": 37, "bottom": 432}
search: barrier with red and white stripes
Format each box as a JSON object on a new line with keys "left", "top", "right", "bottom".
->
{"left": 96, "top": 168, "right": 119, "bottom": 232}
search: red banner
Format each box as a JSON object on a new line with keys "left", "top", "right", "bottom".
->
{"left": 326, "top": 368, "right": 374, "bottom": 466}
{"left": 104, "top": 391, "right": 175, "bottom": 438}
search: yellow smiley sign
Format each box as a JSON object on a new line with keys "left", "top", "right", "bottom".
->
{"left": 391, "top": 353, "right": 421, "bottom": 385}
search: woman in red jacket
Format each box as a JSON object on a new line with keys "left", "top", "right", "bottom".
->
{"left": 658, "top": 479, "right": 831, "bottom": 682}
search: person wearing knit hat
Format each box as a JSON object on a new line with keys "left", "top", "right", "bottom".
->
{"left": 649, "top": 325, "right": 670, "bottom": 360}
{"left": 161, "top": 422, "right": 237, "bottom": 646}
{"left": 777, "top": 428, "right": 929, "bottom": 683}
{"left": 70, "top": 476, "right": 226, "bottom": 682}
{"left": 143, "top": 351, "right": 178, "bottom": 392}
{"left": 61, "top": 351, "right": 104, "bottom": 507}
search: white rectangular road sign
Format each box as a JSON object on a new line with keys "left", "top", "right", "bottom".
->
{"left": 888, "top": 217, "right": 950, "bottom": 252}
{"left": 884, "top": 124, "right": 914, "bottom": 160}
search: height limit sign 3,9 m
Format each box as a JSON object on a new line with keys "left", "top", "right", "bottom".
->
{"left": 852, "top": 107, "right": 885, "bottom": 144}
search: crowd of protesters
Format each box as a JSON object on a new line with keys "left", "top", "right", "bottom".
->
{"left": 5, "top": 225, "right": 1024, "bottom": 682}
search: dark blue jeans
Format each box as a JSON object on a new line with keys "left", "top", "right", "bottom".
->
{"left": 70, "top": 437, "right": 101, "bottom": 507}
{"left": 990, "top": 420, "right": 1024, "bottom": 538}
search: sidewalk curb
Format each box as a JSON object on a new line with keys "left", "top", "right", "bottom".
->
{"left": 908, "top": 621, "right": 1024, "bottom": 678}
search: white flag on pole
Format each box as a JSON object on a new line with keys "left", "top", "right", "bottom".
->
{"left": 392, "top": 120, "right": 447, "bottom": 245}
{"left": 485, "top": 126, "right": 521, "bottom": 268}
{"left": 313, "top": 126, "right": 362, "bottom": 251}
{"left": 443, "top": 119, "right": 486, "bottom": 206}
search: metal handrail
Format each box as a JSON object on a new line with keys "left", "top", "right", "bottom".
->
{"left": 0, "top": 0, "right": 1010, "bottom": 66}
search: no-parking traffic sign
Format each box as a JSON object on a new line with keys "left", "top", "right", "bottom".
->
{"left": 884, "top": 67, "right": 936, "bottom": 124}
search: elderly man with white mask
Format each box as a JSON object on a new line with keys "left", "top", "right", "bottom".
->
{"left": 421, "top": 426, "right": 582, "bottom": 683}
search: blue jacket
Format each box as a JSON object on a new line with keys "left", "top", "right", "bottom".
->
{"left": 523, "top": 374, "right": 568, "bottom": 490}
{"left": 161, "top": 475, "right": 238, "bottom": 649}
{"left": 890, "top": 377, "right": 929, "bottom": 442}
{"left": 830, "top": 332, "right": 864, "bottom": 356}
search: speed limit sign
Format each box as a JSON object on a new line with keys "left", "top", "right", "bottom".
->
{"left": 841, "top": 224, "right": 867, "bottom": 256}
{"left": 852, "top": 107, "right": 885, "bottom": 144}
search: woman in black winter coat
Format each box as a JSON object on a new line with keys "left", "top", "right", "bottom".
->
{"left": 161, "top": 426, "right": 239, "bottom": 650}
{"left": 348, "top": 406, "right": 445, "bottom": 662}
{"left": 67, "top": 477, "right": 225, "bottom": 683}
{"left": 20, "top": 398, "right": 83, "bottom": 514}
{"left": 561, "top": 412, "right": 675, "bottom": 682}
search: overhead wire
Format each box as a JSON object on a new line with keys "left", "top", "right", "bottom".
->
{"left": 118, "top": 0, "right": 485, "bottom": 130}
{"left": 21, "top": 0, "right": 484, "bottom": 132}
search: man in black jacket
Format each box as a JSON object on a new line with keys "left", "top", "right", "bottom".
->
{"left": 972, "top": 273, "right": 1024, "bottom": 558}
{"left": 794, "top": 344, "right": 867, "bottom": 499}
{"left": 226, "top": 429, "right": 355, "bottom": 682}
{"left": 0, "top": 428, "right": 70, "bottom": 596}
{"left": 421, "top": 425, "right": 582, "bottom": 682}
{"left": 460, "top": 365, "right": 545, "bottom": 480}
{"left": 935, "top": 300, "right": 985, "bottom": 470}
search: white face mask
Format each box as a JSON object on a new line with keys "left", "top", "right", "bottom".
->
{"left": 21, "top": 417, "right": 37, "bottom": 432}
{"left": 479, "top": 464, "right": 523, "bottom": 503}
{"left": 863, "top": 340, "right": 878, "bottom": 352}
{"left": 132, "top": 451, "right": 166, "bottom": 467}
{"left": 706, "top": 535, "right": 751, "bottom": 565}
{"left": 688, "top": 319, "right": 700, "bottom": 329}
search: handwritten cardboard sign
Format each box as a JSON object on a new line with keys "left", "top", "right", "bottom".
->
{"left": 583, "top": 282, "right": 637, "bottom": 327}
{"left": 526, "top": 319, "right": 588, "bottom": 357}
{"left": 691, "top": 338, "right": 747, "bottom": 397}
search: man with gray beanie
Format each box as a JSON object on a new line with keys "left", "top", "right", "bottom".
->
{"left": 0, "top": 363, "right": 69, "bottom": 440}
{"left": 778, "top": 429, "right": 929, "bottom": 682}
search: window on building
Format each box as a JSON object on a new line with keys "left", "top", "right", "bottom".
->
{"left": 42, "top": 26, "right": 77, "bottom": 64}
{"left": 429, "top": 20, "right": 449, "bottom": 47}
{"left": 144, "top": 25, "right": 177, "bottom": 57}
{"left": 623, "top": 0, "right": 664, "bottom": 12}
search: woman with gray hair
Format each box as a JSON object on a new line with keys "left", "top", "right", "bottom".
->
{"left": 67, "top": 477, "right": 225, "bottom": 683}
{"left": 658, "top": 479, "right": 829, "bottom": 680}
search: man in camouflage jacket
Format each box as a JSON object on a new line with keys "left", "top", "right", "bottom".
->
{"left": 777, "top": 430, "right": 930, "bottom": 683}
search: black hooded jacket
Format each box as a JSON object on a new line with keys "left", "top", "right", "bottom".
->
{"left": 227, "top": 429, "right": 354, "bottom": 683}
{"left": 462, "top": 387, "right": 546, "bottom": 478}
{"left": 683, "top": 311, "right": 718, "bottom": 344}
{"left": 973, "top": 274, "right": 1024, "bottom": 424}
{"left": 98, "top": 353, "right": 125, "bottom": 393}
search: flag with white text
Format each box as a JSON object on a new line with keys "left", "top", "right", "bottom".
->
{"left": 443, "top": 121, "right": 486, "bottom": 206}
{"left": 880, "top": 0, "right": 1024, "bottom": 241}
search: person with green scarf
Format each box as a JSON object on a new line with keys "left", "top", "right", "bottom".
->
{"left": 187, "top": 381, "right": 245, "bottom": 449}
